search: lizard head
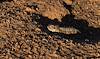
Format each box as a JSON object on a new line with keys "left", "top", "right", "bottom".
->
{"left": 47, "top": 25, "right": 59, "bottom": 32}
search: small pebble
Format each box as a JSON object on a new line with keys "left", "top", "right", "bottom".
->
{"left": 95, "top": 9, "right": 100, "bottom": 16}
{"left": 35, "top": 28, "right": 41, "bottom": 32}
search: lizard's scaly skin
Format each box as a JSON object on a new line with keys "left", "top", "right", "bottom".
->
{"left": 47, "top": 25, "right": 80, "bottom": 34}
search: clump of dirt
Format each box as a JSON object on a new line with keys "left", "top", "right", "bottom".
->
{"left": 0, "top": 0, "right": 100, "bottom": 59}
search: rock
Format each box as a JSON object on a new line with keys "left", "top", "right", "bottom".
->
{"left": 63, "top": 0, "right": 73, "bottom": 5}
{"left": 26, "top": 0, "right": 70, "bottom": 22}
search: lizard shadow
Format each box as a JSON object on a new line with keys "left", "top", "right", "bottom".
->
{"left": 62, "top": 2, "right": 100, "bottom": 44}
{"left": 0, "top": 0, "right": 12, "bottom": 3}
{"left": 60, "top": 14, "right": 100, "bottom": 44}
{"left": 31, "top": 13, "right": 100, "bottom": 44}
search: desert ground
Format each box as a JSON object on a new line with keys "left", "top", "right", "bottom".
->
{"left": 0, "top": 0, "right": 100, "bottom": 59}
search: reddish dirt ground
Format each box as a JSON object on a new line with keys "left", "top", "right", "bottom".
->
{"left": 0, "top": 0, "right": 100, "bottom": 59}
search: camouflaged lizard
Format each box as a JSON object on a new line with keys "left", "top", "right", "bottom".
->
{"left": 47, "top": 25, "right": 80, "bottom": 34}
